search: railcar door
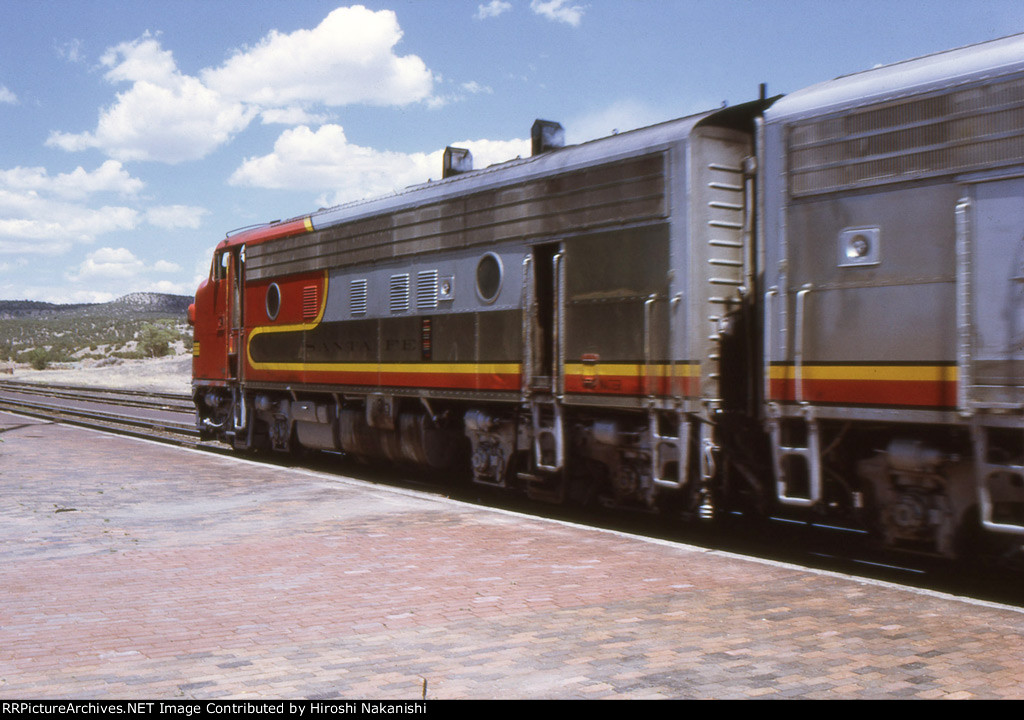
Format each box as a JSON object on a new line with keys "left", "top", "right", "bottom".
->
{"left": 202, "top": 248, "right": 239, "bottom": 382}
{"left": 224, "top": 246, "right": 245, "bottom": 381}
{"left": 527, "top": 242, "right": 563, "bottom": 391}
{"left": 965, "top": 179, "right": 1024, "bottom": 404}
{"left": 962, "top": 178, "right": 1024, "bottom": 537}
{"left": 522, "top": 241, "right": 566, "bottom": 497}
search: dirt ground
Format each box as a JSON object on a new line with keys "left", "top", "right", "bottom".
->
{"left": 4, "top": 354, "right": 193, "bottom": 394}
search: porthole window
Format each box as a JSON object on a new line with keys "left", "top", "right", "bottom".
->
{"left": 476, "top": 253, "right": 503, "bottom": 304}
{"left": 265, "top": 282, "right": 281, "bottom": 320}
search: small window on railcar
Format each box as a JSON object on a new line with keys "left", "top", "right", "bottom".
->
{"left": 476, "top": 253, "right": 503, "bottom": 304}
{"left": 265, "top": 283, "right": 281, "bottom": 321}
{"left": 214, "top": 252, "right": 228, "bottom": 280}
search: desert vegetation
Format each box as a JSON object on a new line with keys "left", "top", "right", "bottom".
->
{"left": 0, "top": 293, "right": 192, "bottom": 370}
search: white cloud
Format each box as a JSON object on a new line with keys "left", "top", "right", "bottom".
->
{"left": 476, "top": 1, "right": 512, "bottom": 20}
{"left": 0, "top": 160, "right": 144, "bottom": 200}
{"left": 145, "top": 205, "right": 208, "bottom": 230}
{"left": 0, "top": 161, "right": 206, "bottom": 256}
{"left": 259, "top": 107, "right": 331, "bottom": 126}
{"left": 229, "top": 124, "right": 529, "bottom": 206}
{"left": 0, "top": 86, "right": 16, "bottom": 104}
{"left": 141, "top": 278, "right": 196, "bottom": 295}
{"left": 450, "top": 138, "right": 532, "bottom": 169}
{"left": 203, "top": 6, "right": 433, "bottom": 109}
{"left": 67, "top": 246, "right": 185, "bottom": 284}
{"left": 25, "top": 251, "right": 191, "bottom": 302}
{"left": 531, "top": 0, "right": 585, "bottom": 26}
{"left": 0, "top": 187, "right": 138, "bottom": 254}
{"left": 461, "top": 81, "right": 493, "bottom": 95}
{"left": 48, "top": 8, "right": 435, "bottom": 165}
{"left": 229, "top": 124, "right": 431, "bottom": 201}
{"left": 70, "top": 246, "right": 145, "bottom": 280}
{"left": 0, "top": 283, "right": 119, "bottom": 304}
{"left": 153, "top": 259, "right": 182, "bottom": 273}
{"left": 99, "top": 33, "right": 176, "bottom": 84}
{"left": 46, "top": 37, "right": 255, "bottom": 163}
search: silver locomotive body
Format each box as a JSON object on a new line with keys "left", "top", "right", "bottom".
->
{"left": 760, "top": 34, "right": 1024, "bottom": 554}
{"left": 195, "top": 112, "right": 758, "bottom": 514}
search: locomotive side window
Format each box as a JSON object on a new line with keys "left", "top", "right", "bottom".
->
{"left": 265, "top": 282, "right": 281, "bottom": 320}
{"left": 476, "top": 253, "right": 503, "bottom": 304}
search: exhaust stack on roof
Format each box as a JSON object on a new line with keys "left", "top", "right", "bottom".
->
{"left": 531, "top": 120, "right": 564, "bottom": 155}
{"left": 442, "top": 146, "right": 473, "bottom": 178}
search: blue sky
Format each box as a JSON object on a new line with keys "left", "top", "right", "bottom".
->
{"left": 1, "top": 0, "right": 1022, "bottom": 303}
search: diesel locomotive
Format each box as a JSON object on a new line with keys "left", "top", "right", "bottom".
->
{"left": 191, "top": 35, "right": 1024, "bottom": 559}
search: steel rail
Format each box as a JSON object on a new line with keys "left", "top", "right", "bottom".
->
{"left": 0, "top": 394, "right": 200, "bottom": 447}
{"left": 0, "top": 380, "right": 193, "bottom": 413}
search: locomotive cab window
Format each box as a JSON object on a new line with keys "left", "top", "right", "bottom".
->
{"left": 214, "top": 251, "right": 228, "bottom": 280}
{"left": 476, "top": 253, "right": 503, "bottom": 304}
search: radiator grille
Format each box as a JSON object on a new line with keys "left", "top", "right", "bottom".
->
{"left": 788, "top": 75, "right": 1024, "bottom": 196}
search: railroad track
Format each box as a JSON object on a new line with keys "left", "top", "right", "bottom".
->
{"left": 0, "top": 380, "right": 200, "bottom": 446}
{"left": 0, "top": 379, "right": 193, "bottom": 410}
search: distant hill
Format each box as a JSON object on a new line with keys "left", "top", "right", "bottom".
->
{"left": 0, "top": 293, "right": 193, "bottom": 366}
{"left": 106, "top": 292, "right": 192, "bottom": 315}
{"left": 0, "top": 292, "right": 191, "bottom": 319}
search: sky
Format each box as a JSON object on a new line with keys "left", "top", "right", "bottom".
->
{"left": 1, "top": 0, "right": 1023, "bottom": 304}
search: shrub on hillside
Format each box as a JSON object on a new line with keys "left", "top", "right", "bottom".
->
{"left": 137, "top": 323, "right": 177, "bottom": 358}
{"left": 24, "top": 348, "right": 51, "bottom": 370}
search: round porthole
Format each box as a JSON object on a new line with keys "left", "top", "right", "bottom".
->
{"left": 265, "top": 282, "right": 281, "bottom": 320}
{"left": 476, "top": 253, "right": 503, "bottom": 304}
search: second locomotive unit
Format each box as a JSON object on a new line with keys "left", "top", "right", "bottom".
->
{"left": 191, "top": 35, "right": 1024, "bottom": 560}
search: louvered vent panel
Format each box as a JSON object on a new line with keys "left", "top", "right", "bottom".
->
{"left": 788, "top": 75, "right": 1024, "bottom": 196}
{"left": 416, "top": 269, "right": 438, "bottom": 310}
{"left": 350, "top": 279, "right": 368, "bottom": 315}
{"left": 302, "top": 285, "right": 318, "bottom": 320}
{"left": 389, "top": 274, "right": 410, "bottom": 313}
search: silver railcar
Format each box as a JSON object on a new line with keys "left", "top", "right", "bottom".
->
{"left": 759, "top": 34, "right": 1024, "bottom": 555}
{"left": 194, "top": 108, "right": 762, "bottom": 515}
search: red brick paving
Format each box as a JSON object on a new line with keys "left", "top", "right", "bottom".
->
{"left": 1, "top": 412, "right": 1022, "bottom": 699}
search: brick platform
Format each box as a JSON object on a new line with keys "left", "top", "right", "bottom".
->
{"left": 1, "top": 412, "right": 1022, "bottom": 699}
